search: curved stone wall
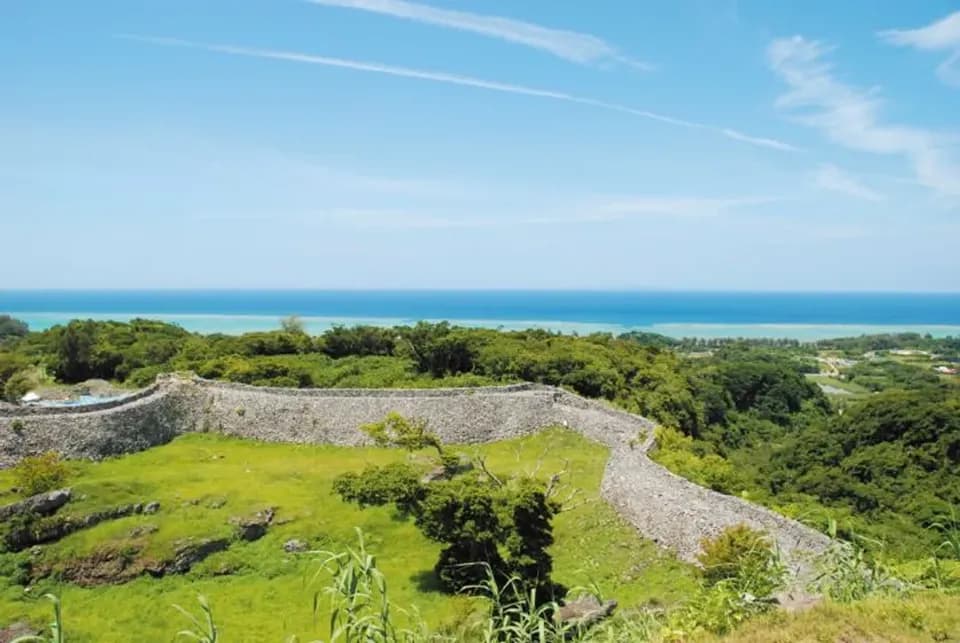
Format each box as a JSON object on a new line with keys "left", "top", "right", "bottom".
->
{"left": 0, "top": 374, "right": 830, "bottom": 586}
{"left": 3, "top": 384, "right": 163, "bottom": 417}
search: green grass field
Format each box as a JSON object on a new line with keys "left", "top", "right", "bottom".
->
{"left": 0, "top": 429, "right": 695, "bottom": 642}
{"left": 705, "top": 593, "right": 960, "bottom": 642}
{"left": 805, "top": 374, "right": 871, "bottom": 397}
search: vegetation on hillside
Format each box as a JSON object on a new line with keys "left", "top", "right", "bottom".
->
{"left": 2, "top": 317, "right": 960, "bottom": 638}
{"left": 0, "top": 430, "right": 693, "bottom": 641}
{"left": 1, "top": 319, "right": 958, "bottom": 557}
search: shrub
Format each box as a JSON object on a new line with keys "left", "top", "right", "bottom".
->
{"left": 13, "top": 452, "right": 69, "bottom": 495}
{"left": 361, "top": 412, "right": 442, "bottom": 456}
{"left": 3, "top": 369, "right": 35, "bottom": 403}
{"left": 697, "top": 524, "right": 780, "bottom": 588}
{"left": 334, "top": 464, "right": 563, "bottom": 598}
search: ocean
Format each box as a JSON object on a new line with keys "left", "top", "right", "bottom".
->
{"left": 2, "top": 290, "right": 960, "bottom": 340}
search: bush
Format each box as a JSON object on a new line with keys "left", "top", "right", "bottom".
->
{"left": 0, "top": 315, "right": 28, "bottom": 340}
{"left": 334, "top": 463, "right": 562, "bottom": 598}
{"left": 13, "top": 452, "right": 69, "bottom": 495}
{"left": 697, "top": 524, "right": 780, "bottom": 589}
{"left": 3, "top": 369, "right": 35, "bottom": 403}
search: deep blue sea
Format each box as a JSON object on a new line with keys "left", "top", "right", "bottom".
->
{"left": 2, "top": 290, "right": 960, "bottom": 339}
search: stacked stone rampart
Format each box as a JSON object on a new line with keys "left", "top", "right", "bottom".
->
{"left": 0, "top": 374, "right": 830, "bottom": 586}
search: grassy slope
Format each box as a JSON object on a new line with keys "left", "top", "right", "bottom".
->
{"left": 706, "top": 593, "right": 960, "bottom": 642}
{"left": 0, "top": 429, "right": 695, "bottom": 642}
{"left": 805, "top": 374, "right": 871, "bottom": 397}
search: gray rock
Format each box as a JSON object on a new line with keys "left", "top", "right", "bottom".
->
{"left": 129, "top": 524, "right": 159, "bottom": 538}
{"left": 5, "top": 503, "right": 146, "bottom": 551}
{"left": 143, "top": 501, "right": 160, "bottom": 514}
{"left": 420, "top": 465, "right": 449, "bottom": 483}
{"left": 231, "top": 507, "right": 276, "bottom": 542}
{"left": 161, "top": 538, "right": 230, "bottom": 575}
{"left": 0, "top": 488, "right": 71, "bottom": 521}
{"left": 283, "top": 539, "right": 308, "bottom": 553}
{"left": 555, "top": 595, "right": 617, "bottom": 628}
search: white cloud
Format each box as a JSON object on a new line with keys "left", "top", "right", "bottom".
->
{"left": 719, "top": 128, "right": 798, "bottom": 152}
{"left": 768, "top": 36, "right": 960, "bottom": 195}
{"left": 813, "top": 164, "right": 884, "bottom": 201}
{"left": 222, "top": 195, "right": 776, "bottom": 229}
{"left": 121, "top": 35, "right": 797, "bottom": 152}
{"left": 306, "top": 0, "right": 652, "bottom": 70}
{"left": 596, "top": 196, "right": 777, "bottom": 217}
{"left": 879, "top": 11, "right": 960, "bottom": 86}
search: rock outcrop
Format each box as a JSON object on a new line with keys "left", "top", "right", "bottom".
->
{"left": 0, "top": 488, "right": 71, "bottom": 521}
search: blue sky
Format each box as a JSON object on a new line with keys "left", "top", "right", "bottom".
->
{"left": 3, "top": 0, "right": 959, "bottom": 290}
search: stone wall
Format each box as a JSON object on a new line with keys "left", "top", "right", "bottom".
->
{"left": 0, "top": 374, "right": 831, "bottom": 585}
{"left": 2, "top": 384, "right": 162, "bottom": 417}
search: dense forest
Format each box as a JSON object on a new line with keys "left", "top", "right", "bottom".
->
{"left": 1, "top": 315, "right": 958, "bottom": 560}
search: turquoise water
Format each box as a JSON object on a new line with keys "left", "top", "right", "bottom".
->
{"left": 3, "top": 290, "right": 960, "bottom": 339}
{"left": 34, "top": 394, "right": 127, "bottom": 408}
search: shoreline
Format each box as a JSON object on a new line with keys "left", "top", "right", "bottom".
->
{"left": 7, "top": 311, "right": 960, "bottom": 340}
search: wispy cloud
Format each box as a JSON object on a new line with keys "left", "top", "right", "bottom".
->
{"left": 813, "top": 164, "right": 884, "bottom": 201}
{"left": 879, "top": 11, "right": 960, "bottom": 86}
{"left": 306, "top": 0, "right": 652, "bottom": 70}
{"left": 596, "top": 195, "right": 778, "bottom": 217}
{"left": 119, "top": 34, "right": 797, "bottom": 153}
{"left": 366, "top": 195, "right": 776, "bottom": 227}
{"left": 210, "top": 194, "right": 777, "bottom": 229}
{"left": 768, "top": 36, "right": 960, "bottom": 195}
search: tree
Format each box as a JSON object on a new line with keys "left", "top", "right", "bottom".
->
{"left": 361, "top": 412, "right": 443, "bottom": 457}
{"left": 0, "top": 315, "right": 28, "bottom": 340}
{"left": 280, "top": 315, "right": 306, "bottom": 334}
{"left": 335, "top": 469, "right": 562, "bottom": 597}
{"left": 54, "top": 320, "right": 98, "bottom": 382}
{"left": 334, "top": 417, "right": 564, "bottom": 599}
{"left": 320, "top": 325, "right": 396, "bottom": 359}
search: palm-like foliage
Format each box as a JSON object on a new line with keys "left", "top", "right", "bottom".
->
{"left": 174, "top": 595, "right": 219, "bottom": 643}
{"left": 11, "top": 594, "right": 63, "bottom": 643}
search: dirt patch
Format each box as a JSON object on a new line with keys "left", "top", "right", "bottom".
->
{"left": 33, "top": 536, "right": 232, "bottom": 586}
{"left": 36, "top": 544, "right": 157, "bottom": 586}
{"left": 0, "top": 622, "right": 39, "bottom": 643}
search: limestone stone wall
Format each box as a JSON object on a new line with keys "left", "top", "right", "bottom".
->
{"left": 2, "top": 384, "right": 162, "bottom": 417}
{"left": 0, "top": 374, "right": 831, "bottom": 584}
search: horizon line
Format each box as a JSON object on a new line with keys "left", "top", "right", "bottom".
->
{"left": 4, "top": 288, "right": 960, "bottom": 295}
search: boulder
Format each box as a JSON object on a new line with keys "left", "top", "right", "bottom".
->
{"left": 159, "top": 538, "right": 231, "bottom": 575}
{"left": 143, "top": 501, "right": 160, "bottom": 514}
{"left": 0, "top": 488, "right": 71, "bottom": 521}
{"left": 231, "top": 507, "right": 276, "bottom": 541}
{"left": 283, "top": 539, "right": 308, "bottom": 553}
{"left": 128, "top": 524, "right": 159, "bottom": 538}
{"left": 421, "top": 465, "right": 449, "bottom": 483}
{"left": 554, "top": 595, "right": 618, "bottom": 629}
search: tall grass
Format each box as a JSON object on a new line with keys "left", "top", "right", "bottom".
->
{"left": 812, "top": 520, "right": 906, "bottom": 602}
{"left": 173, "top": 595, "right": 219, "bottom": 643}
{"left": 9, "top": 594, "right": 63, "bottom": 643}
{"left": 308, "top": 527, "right": 398, "bottom": 643}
